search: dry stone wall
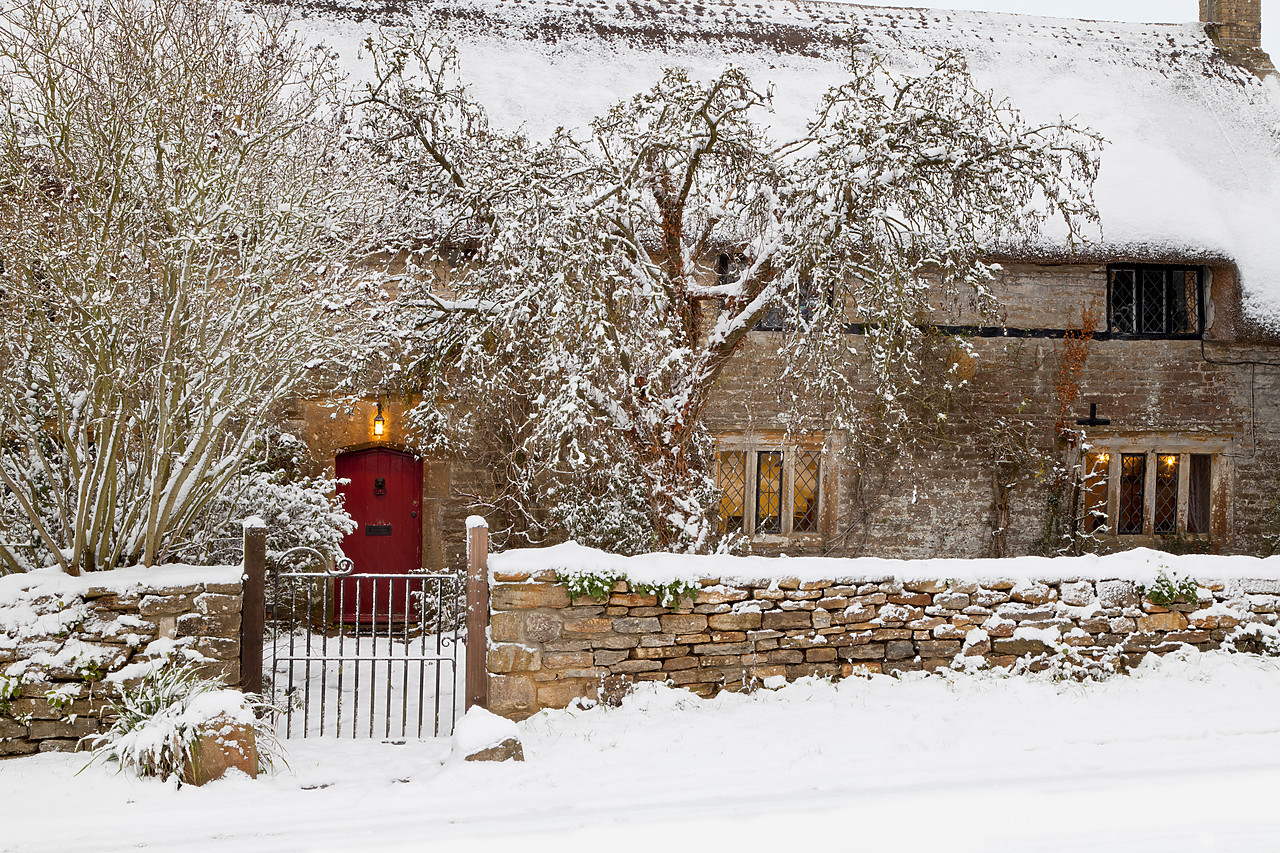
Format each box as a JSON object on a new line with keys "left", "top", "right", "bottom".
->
{"left": 0, "top": 567, "right": 243, "bottom": 757}
{"left": 486, "top": 568, "right": 1280, "bottom": 719}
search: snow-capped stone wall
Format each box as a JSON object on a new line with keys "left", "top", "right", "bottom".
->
{"left": 0, "top": 565, "right": 243, "bottom": 757}
{"left": 485, "top": 549, "right": 1280, "bottom": 719}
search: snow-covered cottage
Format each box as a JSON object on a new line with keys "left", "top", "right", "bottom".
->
{"left": 282, "top": 0, "right": 1280, "bottom": 564}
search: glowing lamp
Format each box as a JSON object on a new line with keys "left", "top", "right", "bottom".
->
{"left": 374, "top": 402, "right": 386, "bottom": 439}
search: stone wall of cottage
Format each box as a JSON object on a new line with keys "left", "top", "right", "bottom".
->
{"left": 706, "top": 262, "right": 1280, "bottom": 557}
{"left": 0, "top": 570, "right": 242, "bottom": 757}
{"left": 486, "top": 569, "right": 1280, "bottom": 719}
{"left": 290, "top": 262, "right": 1280, "bottom": 561}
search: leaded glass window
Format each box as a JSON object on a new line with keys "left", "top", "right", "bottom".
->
{"left": 793, "top": 451, "right": 821, "bottom": 533}
{"left": 1108, "top": 266, "right": 1202, "bottom": 337}
{"left": 714, "top": 445, "right": 823, "bottom": 537}
{"left": 755, "top": 451, "right": 783, "bottom": 534}
{"left": 1153, "top": 454, "right": 1179, "bottom": 534}
{"left": 717, "top": 451, "right": 746, "bottom": 534}
{"left": 1090, "top": 448, "right": 1217, "bottom": 540}
{"left": 1118, "top": 454, "right": 1146, "bottom": 535}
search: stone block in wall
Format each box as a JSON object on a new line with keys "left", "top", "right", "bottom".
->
{"left": 659, "top": 614, "right": 708, "bottom": 634}
{"left": 537, "top": 680, "right": 594, "bottom": 710}
{"left": 1098, "top": 580, "right": 1139, "bottom": 609}
{"left": 904, "top": 578, "right": 947, "bottom": 594}
{"left": 175, "top": 613, "right": 207, "bottom": 638}
{"left": 138, "top": 593, "right": 196, "bottom": 616}
{"left": 194, "top": 613, "right": 240, "bottom": 635}
{"left": 761, "top": 611, "right": 811, "bottom": 630}
{"left": 543, "top": 651, "right": 594, "bottom": 669}
{"left": 1246, "top": 595, "right": 1279, "bottom": 614}
{"left": 696, "top": 588, "right": 749, "bottom": 605}
{"left": 592, "top": 635, "right": 640, "bottom": 650}
{"left": 488, "top": 675, "right": 538, "bottom": 717}
{"left": 1188, "top": 609, "right": 1241, "bottom": 630}
{"left": 708, "top": 612, "right": 762, "bottom": 631}
{"left": 992, "top": 637, "right": 1049, "bottom": 656}
{"left": 193, "top": 637, "right": 239, "bottom": 661}
{"left": 610, "top": 593, "right": 657, "bottom": 607}
{"left": 194, "top": 593, "right": 241, "bottom": 615}
{"left": 1137, "top": 612, "right": 1189, "bottom": 632}
{"left": 633, "top": 645, "right": 689, "bottom": 660}
{"left": 935, "top": 593, "right": 970, "bottom": 610}
{"left": 524, "top": 612, "right": 563, "bottom": 643}
{"left": 487, "top": 644, "right": 541, "bottom": 674}
{"left": 1011, "top": 581, "right": 1054, "bottom": 605}
{"left": 613, "top": 659, "right": 661, "bottom": 673}
{"left": 885, "top": 640, "right": 914, "bottom": 660}
{"left": 1060, "top": 582, "right": 1095, "bottom": 606}
{"left": 612, "top": 617, "right": 661, "bottom": 634}
{"left": 37, "top": 739, "right": 79, "bottom": 753}
{"left": 594, "top": 650, "right": 630, "bottom": 666}
{"left": 490, "top": 584, "right": 570, "bottom": 610}
{"left": 639, "top": 634, "right": 678, "bottom": 648}
{"left": 563, "top": 617, "right": 613, "bottom": 635}
{"left": 490, "top": 611, "right": 522, "bottom": 643}
{"left": 971, "top": 588, "right": 1008, "bottom": 608}
{"left": 0, "top": 738, "right": 39, "bottom": 757}
{"left": 916, "top": 640, "right": 962, "bottom": 658}
{"left": 27, "top": 717, "right": 98, "bottom": 741}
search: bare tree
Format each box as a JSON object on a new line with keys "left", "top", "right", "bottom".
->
{"left": 0, "top": 0, "right": 374, "bottom": 573}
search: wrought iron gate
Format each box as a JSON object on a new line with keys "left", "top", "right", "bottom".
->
{"left": 264, "top": 547, "right": 464, "bottom": 738}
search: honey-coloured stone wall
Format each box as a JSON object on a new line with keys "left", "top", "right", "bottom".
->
{"left": 0, "top": 566, "right": 243, "bottom": 757}
{"left": 485, "top": 566, "right": 1280, "bottom": 719}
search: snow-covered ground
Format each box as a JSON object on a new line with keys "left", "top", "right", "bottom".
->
{"left": 5, "top": 649, "right": 1280, "bottom": 852}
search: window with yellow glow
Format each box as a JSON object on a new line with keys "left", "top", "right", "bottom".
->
{"left": 714, "top": 443, "right": 823, "bottom": 537}
{"left": 1085, "top": 447, "right": 1218, "bottom": 539}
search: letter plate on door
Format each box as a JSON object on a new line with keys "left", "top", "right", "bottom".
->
{"left": 366, "top": 524, "right": 392, "bottom": 536}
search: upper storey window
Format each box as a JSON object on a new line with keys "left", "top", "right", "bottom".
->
{"left": 1107, "top": 265, "right": 1203, "bottom": 338}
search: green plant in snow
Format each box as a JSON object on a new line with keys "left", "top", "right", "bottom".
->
{"left": 78, "top": 660, "right": 104, "bottom": 684}
{"left": 0, "top": 673, "right": 20, "bottom": 715}
{"left": 556, "top": 570, "right": 700, "bottom": 608}
{"left": 1137, "top": 570, "right": 1200, "bottom": 606}
{"left": 84, "top": 664, "right": 283, "bottom": 782}
{"left": 44, "top": 684, "right": 79, "bottom": 716}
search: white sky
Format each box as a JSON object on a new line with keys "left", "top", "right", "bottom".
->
{"left": 894, "top": 1, "right": 1278, "bottom": 61}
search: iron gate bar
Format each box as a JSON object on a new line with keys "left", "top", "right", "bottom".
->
{"left": 266, "top": 547, "right": 462, "bottom": 740}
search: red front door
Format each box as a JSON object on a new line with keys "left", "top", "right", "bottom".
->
{"left": 336, "top": 448, "right": 423, "bottom": 622}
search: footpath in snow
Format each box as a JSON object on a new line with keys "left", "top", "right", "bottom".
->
{"left": 3, "top": 649, "right": 1279, "bottom": 852}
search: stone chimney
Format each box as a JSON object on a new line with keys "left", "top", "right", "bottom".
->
{"left": 1200, "top": 0, "right": 1275, "bottom": 75}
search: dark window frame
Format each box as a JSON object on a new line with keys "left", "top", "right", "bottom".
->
{"left": 1106, "top": 264, "right": 1204, "bottom": 340}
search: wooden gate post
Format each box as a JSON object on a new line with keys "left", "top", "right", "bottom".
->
{"left": 465, "top": 517, "right": 490, "bottom": 711}
{"left": 240, "top": 519, "right": 267, "bottom": 695}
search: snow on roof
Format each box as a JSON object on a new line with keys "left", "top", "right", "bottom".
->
{"left": 283, "top": 0, "right": 1280, "bottom": 326}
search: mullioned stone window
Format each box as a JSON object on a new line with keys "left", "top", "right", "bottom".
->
{"left": 715, "top": 435, "right": 824, "bottom": 538}
{"left": 1083, "top": 441, "right": 1222, "bottom": 539}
